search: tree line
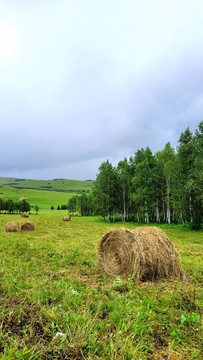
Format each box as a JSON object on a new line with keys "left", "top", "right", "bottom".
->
{"left": 69, "top": 122, "right": 202, "bottom": 229}
{"left": 0, "top": 199, "right": 31, "bottom": 214}
{"left": 0, "top": 199, "right": 40, "bottom": 214}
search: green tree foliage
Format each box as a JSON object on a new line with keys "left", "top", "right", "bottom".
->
{"left": 6, "top": 199, "right": 15, "bottom": 214}
{"left": 61, "top": 204, "right": 68, "bottom": 210}
{"left": 79, "top": 193, "right": 94, "bottom": 216}
{"left": 190, "top": 121, "right": 203, "bottom": 229}
{"left": 0, "top": 198, "right": 4, "bottom": 212}
{"left": 68, "top": 195, "right": 80, "bottom": 213}
{"left": 156, "top": 143, "right": 176, "bottom": 223}
{"left": 34, "top": 205, "right": 39, "bottom": 214}
{"left": 0, "top": 198, "right": 31, "bottom": 214}
{"left": 20, "top": 199, "right": 31, "bottom": 213}
{"left": 131, "top": 147, "right": 157, "bottom": 223}
{"left": 175, "top": 122, "right": 203, "bottom": 229}
{"left": 67, "top": 193, "right": 94, "bottom": 215}
{"left": 116, "top": 158, "right": 131, "bottom": 221}
{"left": 93, "top": 160, "right": 119, "bottom": 219}
{"left": 176, "top": 127, "right": 194, "bottom": 223}
{"left": 67, "top": 121, "right": 202, "bottom": 229}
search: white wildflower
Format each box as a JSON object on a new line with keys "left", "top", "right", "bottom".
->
{"left": 53, "top": 332, "right": 66, "bottom": 339}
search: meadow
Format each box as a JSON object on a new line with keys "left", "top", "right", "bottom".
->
{"left": 0, "top": 178, "right": 94, "bottom": 194}
{"left": 0, "top": 185, "right": 77, "bottom": 210}
{"left": 0, "top": 211, "right": 202, "bottom": 360}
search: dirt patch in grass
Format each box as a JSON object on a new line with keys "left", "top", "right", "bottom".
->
{"left": 148, "top": 350, "right": 183, "bottom": 359}
{"left": 18, "top": 196, "right": 30, "bottom": 200}
{"left": 0, "top": 296, "right": 50, "bottom": 343}
{"left": 42, "top": 343, "right": 88, "bottom": 360}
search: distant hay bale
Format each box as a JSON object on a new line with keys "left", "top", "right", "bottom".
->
{"left": 20, "top": 212, "right": 29, "bottom": 218}
{"left": 5, "top": 221, "right": 20, "bottom": 232}
{"left": 63, "top": 216, "right": 71, "bottom": 221}
{"left": 21, "top": 221, "right": 35, "bottom": 231}
{"left": 97, "top": 227, "right": 183, "bottom": 281}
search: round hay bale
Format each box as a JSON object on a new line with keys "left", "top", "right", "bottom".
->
{"left": 5, "top": 221, "right": 20, "bottom": 232}
{"left": 97, "top": 226, "right": 183, "bottom": 281}
{"left": 63, "top": 216, "right": 71, "bottom": 221}
{"left": 20, "top": 212, "right": 29, "bottom": 218}
{"left": 21, "top": 221, "right": 35, "bottom": 231}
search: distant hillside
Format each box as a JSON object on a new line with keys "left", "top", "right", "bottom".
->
{"left": 0, "top": 184, "right": 79, "bottom": 209}
{"left": 0, "top": 177, "right": 94, "bottom": 194}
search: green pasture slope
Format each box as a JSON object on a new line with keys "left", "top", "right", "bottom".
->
{"left": 0, "top": 212, "right": 202, "bottom": 359}
{"left": 0, "top": 176, "right": 94, "bottom": 210}
{"left": 0, "top": 177, "right": 94, "bottom": 193}
{"left": 0, "top": 185, "right": 76, "bottom": 210}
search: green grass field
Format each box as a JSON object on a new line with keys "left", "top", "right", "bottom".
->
{"left": 0, "top": 212, "right": 202, "bottom": 359}
{"left": 0, "top": 185, "right": 78, "bottom": 210}
{"left": 0, "top": 177, "right": 94, "bottom": 193}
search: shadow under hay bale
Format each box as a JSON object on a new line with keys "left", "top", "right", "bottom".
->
{"left": 5, "top": 221, "right": 20, "bottom": 232}
{"left": 63, "top": 216, "right": 71, "bottom": 221}
{"left": 97, "top": 227, "right": 184, "bottom": 281}
{"left": 21, "top": 221, "right": 35, "bottom": 231}
{"left": 20, "top": 212, "right": 29, "bottom": 218}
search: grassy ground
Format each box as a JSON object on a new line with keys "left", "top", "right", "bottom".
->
{"left": 0, "top": 213, "right": 202, "bottom": 359}
{"left": 0, "top": 185, "right": 77, "bottom": 210}
{"left": 0, "top": 178, "right": 94, "bottom": 193}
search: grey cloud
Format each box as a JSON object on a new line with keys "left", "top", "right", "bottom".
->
{"left": 0, "top": 1, "right": 203, "bottom": 179}
{"left": 1, "top": 53, "right": 202, "bottom": 179}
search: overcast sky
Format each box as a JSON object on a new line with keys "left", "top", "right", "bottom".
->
{"left": 0, "top": 0, "right": 202, "bottom": 180}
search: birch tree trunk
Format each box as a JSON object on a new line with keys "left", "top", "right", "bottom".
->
{"left": 145, "top": 202, "right": 149, "bottom": 223}
{"left": 166, "top": 177, "right": 170, "bottom": 224}
{"left": 155, "top": 201, "right": 160, "bottom": 223}
{"left": 123, "top": 189, "right": 126, "bottom": 222}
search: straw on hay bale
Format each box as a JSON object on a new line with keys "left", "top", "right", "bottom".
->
{"left": 21, "top": 221, "right": 35, "bottom": 231}
{"left": 5, "top": 221, "right": 20, "bottom": 232}
{"left": 63, "top": 216, "right": 71, "bottom": 221}
{"left": 20, "top": 212, "right": 29, "bottom": 218}
{"left": 97, "top": 226, "right": 183, "bottom": 281}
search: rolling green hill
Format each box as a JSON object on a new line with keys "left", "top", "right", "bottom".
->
{"left": 0, "top": 177, "right": 94, "bottom": 193}
{"left": 0, "top": 184, "right": 80, "bottom": 210}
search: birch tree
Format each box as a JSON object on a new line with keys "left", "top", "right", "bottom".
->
{"left": 116, "top": 158, "right": 131, "bottom": 221}
{"left": 93, "top": 160, "right": 118, "bottom": 220}
{"left": 156, "top": 143, "right": 175, "bottom": 224}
